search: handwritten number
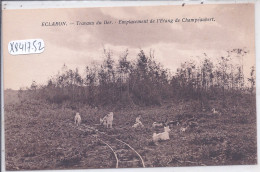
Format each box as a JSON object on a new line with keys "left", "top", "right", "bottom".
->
{"left": 33, "top": 40, "right": 37, "bottom": 52}
{"left": 38, "top": 42, "right": 44, "bottom": 51}
{"left": 8, "top": 39, "right": 44, "bottom": 55}
{"left": 24, "top": 42, "right": 27, "bottom": 53}
{"left": 15, "top": 43, "right": 18, "bottom": 52}
{"left": 27, "top": 42, "right": 31, "bottom": 52}
{"left": 19, "top": 43, "right": 24, "bottom": 51}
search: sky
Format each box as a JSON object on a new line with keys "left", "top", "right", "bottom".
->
{"left": 3, "top": 4, "right": 255, "bottom": 90}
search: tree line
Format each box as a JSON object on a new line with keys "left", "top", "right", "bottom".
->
{"left": 19, "top": 48, "right": 255, "bottom": 108}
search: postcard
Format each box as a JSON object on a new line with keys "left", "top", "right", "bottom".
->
{"left": 2, "top": 3, "right": 257, "bottom": 171}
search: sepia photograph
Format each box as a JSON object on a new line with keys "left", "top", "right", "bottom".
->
{"left": 2, "top": 3, "right": 257, "bottom": 171}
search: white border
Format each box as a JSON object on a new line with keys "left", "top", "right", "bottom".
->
{"left": 1, "top": 0, "right": 257, "bottom": 9}
{"left": 1, "top": 1, "right": 259, "bottom": 172}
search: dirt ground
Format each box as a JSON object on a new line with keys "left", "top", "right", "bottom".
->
{"left": 4, "top": 93, "right": 257, "bottom": 170}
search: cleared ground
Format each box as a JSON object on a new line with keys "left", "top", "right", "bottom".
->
{"left": 4, "top": 91, "right": 257, "bottom": 170}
